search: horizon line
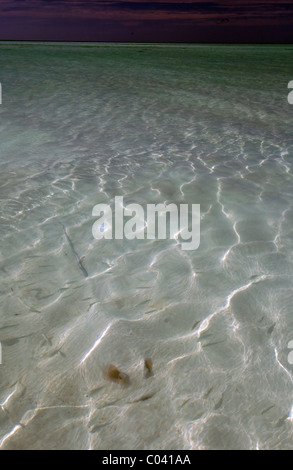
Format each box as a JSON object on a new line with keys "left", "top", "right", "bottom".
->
{"left": 0, "top": 40, "right": 293, "bottom": 46}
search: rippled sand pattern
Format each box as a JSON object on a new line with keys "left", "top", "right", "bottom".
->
{"left": 1, "top": 44, "right": 293, "bottom": 449}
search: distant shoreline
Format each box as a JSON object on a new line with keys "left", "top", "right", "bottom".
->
{"left": 0, "top": 41, "right": 292, "bottom": 47}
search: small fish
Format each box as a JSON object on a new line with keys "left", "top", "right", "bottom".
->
{"left": 144, "top": 358, "right": 153, "bottom": 378}
{"left": 131, "top": 392, "right": 155, "bottom": 403}
{"left": 104, "top": 364, "right": 130, "bottom": 386}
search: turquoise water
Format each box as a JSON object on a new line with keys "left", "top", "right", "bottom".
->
{"left": 0, "top": 43, "right": 293, "bottom": 449}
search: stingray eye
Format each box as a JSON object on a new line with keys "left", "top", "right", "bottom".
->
{"left": 144, "top": 358, "right": 153, "bottom": 377}
{"left": 104, "top": 364, "right": 130, "bottom": 386}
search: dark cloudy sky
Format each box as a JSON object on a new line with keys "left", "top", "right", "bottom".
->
{"left": 0, "top": 0, "right": 293, "bottom": 42}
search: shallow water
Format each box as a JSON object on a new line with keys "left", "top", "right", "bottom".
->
{"left": 0, "top": 43, "right": 293, "bottom": 450}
